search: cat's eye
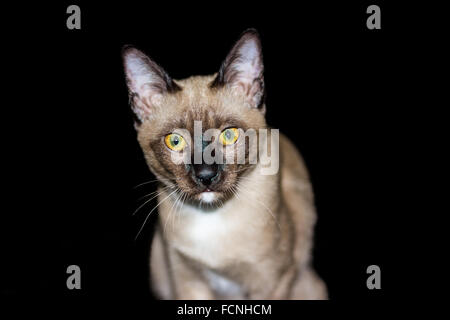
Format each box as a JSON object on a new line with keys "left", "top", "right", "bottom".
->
{"left": 165, "top": 133, "right": 187, "bottom": 151}
{"left": 219, "top": 128, "right": 239, "bottom": 145}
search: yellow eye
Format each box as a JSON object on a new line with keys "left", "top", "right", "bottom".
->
{"left": 165, "top": 133, "right": 186, "bottom": 151}
{"left": 219, "top": 128, "right": 239, "bottom": 145}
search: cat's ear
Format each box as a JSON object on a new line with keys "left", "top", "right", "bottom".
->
{"left": 122, "top": 46, "right": 181, "bottom": 125}
{"left": 211, "top": 29, "right": 265, "bottom": 111}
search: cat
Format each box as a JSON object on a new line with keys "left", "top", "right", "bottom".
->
{"left": 122, "top": 29, "right": 327, "bottom": 299}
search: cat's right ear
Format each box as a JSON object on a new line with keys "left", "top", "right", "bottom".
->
{"left": 122, "top": 46, "right": 181, "bottom": 126}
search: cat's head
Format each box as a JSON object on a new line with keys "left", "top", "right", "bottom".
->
{"left": 122, "top": 29, "right": 268, "bottom": 205}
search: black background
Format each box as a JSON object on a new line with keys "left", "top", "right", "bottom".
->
{"left": 2, "top": 0, "right": 416, "bottom": 310}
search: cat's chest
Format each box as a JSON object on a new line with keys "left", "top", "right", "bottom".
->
{"left": 170, "top": 205, "right": 264, "bottom": 269}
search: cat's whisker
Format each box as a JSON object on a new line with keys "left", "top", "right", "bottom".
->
{"left": 170, "top": 189, "right": 184, "bottom": 233}
{"left": 173, "top": 190, "right": 186, "bottom": 233}
{"left": 133, "top": 178, "right": 168, "bottom": 189}
{"left": 133, "top": 185, "right": 174, "bottom": 216}
{"left": 133, "top": 177, "right": 183, "bottom": 189}
{"left": 175, "top": 191, "right": 185, "bottom": 227}
{"left": 137, "top": 185, "right": 171, "bottom": 202}
{"left": 164, "top": 187, "right": 185, "bottom": 235}
{"left": 234, "top": 184, "right": 281, "bottom": 231}
{"left": 176, "top": 192, "right": 188, "bottom": 229}
{"left": 236, "top": 175, "right": 260, "bottom": 182}
{"left": 164, "top": 189, "right": 180, "bottom": 235}
{"left": 135, "top": 188, "right": 178, "bottom": 240}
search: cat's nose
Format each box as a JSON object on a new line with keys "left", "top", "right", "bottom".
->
{"left": 193, "top": 164, "right": 218, "bottom": 186}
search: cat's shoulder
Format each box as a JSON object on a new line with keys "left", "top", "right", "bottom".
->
{"left": 279, "top": 132, "right": 310, "bottom": 182}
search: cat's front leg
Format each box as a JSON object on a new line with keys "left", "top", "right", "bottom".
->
{"left": 270, "top": 266, "right": 298, "bottom": 299}
{"left": 289, "top": 268, "right": 328, "bottom": 300}
{"left": 244, "top": 266, "right": 281, "bottom": 300}
{"left": 169, "top": 249, "right": 216, "bottom": 300}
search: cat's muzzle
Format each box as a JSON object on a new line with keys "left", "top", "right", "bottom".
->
{"left": 192, "top": 163, "right": 220, "bottom": 190}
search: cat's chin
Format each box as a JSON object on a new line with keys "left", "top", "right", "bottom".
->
{"left": 198, "top": 191, "right": 219, "bottom": 204}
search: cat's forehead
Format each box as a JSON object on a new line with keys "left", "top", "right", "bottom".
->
{"left": 138, "top": 74, "right": 265, "bottom": 139}
{"left": 175, "top": 75, "right": 217, "bottom": 100}
{"left": 159, "top": 76, "right": 245, "bottom": 128}
{"left": 151, "top": 104, "right": 244, "bottom": 138}
{"left": 175, "top": 108, "right": 243, "bottom": 132}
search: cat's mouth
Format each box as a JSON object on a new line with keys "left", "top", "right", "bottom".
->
{"left": 192, "top": 184, "right": 237, "bottom": 205}
{"left": 190, "top": 185, "right": 235, "bottom": 205}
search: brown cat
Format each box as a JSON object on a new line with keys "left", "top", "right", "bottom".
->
{"left": 122, "top": 29, "right": 327, "bottom": 299}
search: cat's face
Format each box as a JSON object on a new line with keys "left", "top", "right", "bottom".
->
{"left": 123, "top": 30, "right": 266, "bottom": 205}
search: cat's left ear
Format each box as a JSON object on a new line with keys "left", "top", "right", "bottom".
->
{"left": 211, "top": 29, "right": 265, "bottom": 111}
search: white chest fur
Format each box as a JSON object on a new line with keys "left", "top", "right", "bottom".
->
{"left": 175, "top": 205, "right": 238, "bottom": 267}
{"left": 170, "top": 199, "right": 265, "bottom": 268}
